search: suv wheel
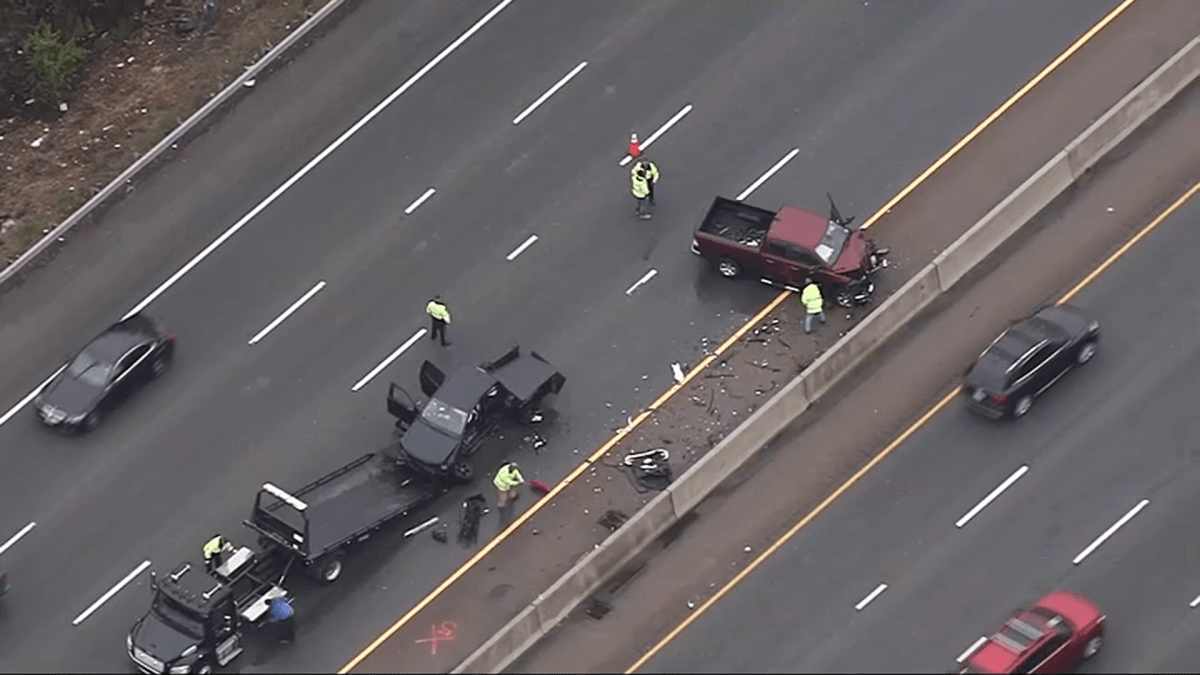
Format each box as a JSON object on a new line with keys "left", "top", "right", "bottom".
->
{"left": 82, "top": 410, "right": 102, "bottom": 432}
{"left": 1076, "top": 341, "right": 1097, "bottom": 365}
{"left": 1012, "top": 395, "right": 1033, "bottom": 419}
{"left": 1082, "top": 635, "right": 1102, "bottom": 659}
{"left": 150, "top": 354, "right": 169, "bottom": 378}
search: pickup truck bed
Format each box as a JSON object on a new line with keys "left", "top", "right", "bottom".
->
{"left": 697, "top": 196, "right": 776, "bottom": 246}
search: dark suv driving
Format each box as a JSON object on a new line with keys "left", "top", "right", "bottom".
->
{"left": 962, "top": 304, "right": 1099, "bottom": 419}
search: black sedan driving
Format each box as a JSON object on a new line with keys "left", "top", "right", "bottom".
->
{"left": 387, "top": 345, "right": 565, "bottom": 482}
{"left": 34, "top": 313, "right": 175, "bottom": 432}
{"left": 962, "top": 304, "right": 1099, "bottom": 420}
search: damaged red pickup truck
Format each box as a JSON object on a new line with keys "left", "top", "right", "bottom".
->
{"left": 691, "top": 195, "right": 890, "bottom": 307}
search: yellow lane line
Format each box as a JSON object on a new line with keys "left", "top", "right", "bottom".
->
{"left": 343, "top": 1, "right": 1140, "bottom": 671}
{"left": 860, "top": 0, "right": 1138, "bottom": 230}
{"left": 626, "top": 179, "right": 1200, "bottom": 673}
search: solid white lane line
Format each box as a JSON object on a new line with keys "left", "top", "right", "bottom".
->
{"left": 955, "top": 465, "right": 1029, "bottom": 528}
{"left": 506, "top": 234, "right": 539, "bottom": 261}
{"left": 248, "top": 281, "right": 326, "bottom": 345}
{"left": 1189, "top": 594, "right": 1200, "bottom": 608}
{"left": 0, "top": 522, "right": 36, "bottom": 556}
{"left": 625, "top": 269, "right": 658, "bottom": 295}
{"left": 513, "top": 61, "right": 587, "bottom": 125}
{"left": 1073, "top": 498, "right": 1150, "bottom": 565}
{"left": 352, "top": 329, "right": 427, "bottom": 392}
{"left": 737, "top": 148, "right": 800, "bottom": 201}
{"left": 0, "top": 363, "right": 67, "bottom": 427}
{"left": 404, "top": 188, "right": 437, "bottom": 215}
{"left": 957, "top": 636, "right": 989, "bottom": 663}
{"left": 854, "top": 583, "right": 888, "bottom": 611}
{"left": 73, "top": 560, "right": 151, "bottom": 626}
{"left": 619, "top": 104, "right": 693, "bottom": 166}
{"left": 118, "top": 0, "right": 515, "bottom": 322}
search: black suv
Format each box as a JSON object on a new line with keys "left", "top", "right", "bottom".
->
{"left": 963, "top": 304, "right": 1100, "bottom": 420}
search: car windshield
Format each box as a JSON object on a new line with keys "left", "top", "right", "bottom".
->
{"left": 421, "top": 397, "right": 468, "bottom": 437}
{"left": 152, "top": 593, "right": 205, "bottom": 640}
{"left": 813, "top": 220, "right": 851, "bottom": 265}
{"left": 66, "top": 351, "right": 113, "bottom": 387}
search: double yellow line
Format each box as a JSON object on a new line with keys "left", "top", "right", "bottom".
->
{"left": 342, "top": 1, "right": 1140, "bottom": 671}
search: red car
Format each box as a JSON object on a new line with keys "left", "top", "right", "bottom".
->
{"left": 959, "top": 591, "right": 1105, "bottom": 674}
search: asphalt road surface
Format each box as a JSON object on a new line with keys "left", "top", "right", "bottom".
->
{"left": 0, "top": 0, "right": 1119, "bottom": 671}
{"left": 633, "top": 111, "right": 1200, "bottom": 673}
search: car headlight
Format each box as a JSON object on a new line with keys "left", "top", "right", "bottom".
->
{"left": 1087, "top": 320, "right": 1100, "bottom": 332}
{"left": 169, "top": 665, "right": 191, "bottom": 674}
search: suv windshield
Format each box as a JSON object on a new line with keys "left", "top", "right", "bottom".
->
{"left": 813, "top": 221, "right": 851, "bottom": 265}
{"left": 151, "top": 593, "right": 205, "bottom": 640}
{"left": 66, "top": 351, "right": 113, "bottom": 387}
{"left": 421, "top": 398, "right": 468, "bottom": 436}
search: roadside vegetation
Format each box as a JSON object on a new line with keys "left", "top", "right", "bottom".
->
{"left": 0, "top": 0, "right": 321, "bottom": 268}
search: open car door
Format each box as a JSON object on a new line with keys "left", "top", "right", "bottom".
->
{"left": 419, "top": 361, "right": 445, "bottom": 398}
{"left": 386, "top": 383, "right": 418, "bottom": 430}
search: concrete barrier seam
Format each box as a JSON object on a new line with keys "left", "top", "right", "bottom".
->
{"left": 0, "top": 0, "right": 348, "bottom": 289}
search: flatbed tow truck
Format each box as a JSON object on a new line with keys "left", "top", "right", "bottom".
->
{"left": 128, "top": 452, "right": 442, "bottom": 674}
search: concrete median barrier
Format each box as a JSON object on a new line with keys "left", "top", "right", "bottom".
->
{"left": 457, "top": 604, "right": 543, "bottom": 675}
{"left": 1065, "top": 36, "right": 1200, "bottom": 179}
{"left": 454, "top": 492, "right": 677, "bottom": 674}
{"left": 802, "top": 265, "right": 941, "bottom": 403}
{"left": 668, "top": 374, "right": 809, "bottom": 515}
{"left": 455, "top": 37, "right": 1200, "bottom": 674}
{"left": 933, "top": 152, "right": 1074, "bottom": 292}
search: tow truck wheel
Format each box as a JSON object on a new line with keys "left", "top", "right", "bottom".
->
{"left": 716, "top": 258, "right": 741, "bottom": 279}
{"left": 452, "top": 462, "right": 474, "bottom": 484}
{"left": 312, "top": 554, "right": 345, "bottom": 584}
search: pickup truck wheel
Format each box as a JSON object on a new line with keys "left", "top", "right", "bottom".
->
{"left": 197, "top": 665, "right": 213, "bottom": 675}
{"left": 312, "top": 554, "right": 345, "bottom": 584}
{"left": 716, "top": 258, "right": 741, "bottom": 279}
{"left": 452, "top": 462, "right": 474, "bottom": 484}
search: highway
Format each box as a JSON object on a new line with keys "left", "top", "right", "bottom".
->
{"left": 631, "top": 111, "right": 1200, "bottom": 673}
{"left": 0, "top": 0, "right": 1121, "bottom": 671}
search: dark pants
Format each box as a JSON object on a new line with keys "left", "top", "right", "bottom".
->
{"left": 647, "top": 180, "right": 656, "bottom": 206}
{"left": 429, "top": 318, "right": 449, "bottom": 345}
{"left": 276, "top": 615, "right": 295, "bottom": 643}
{"left": 204, "top": 552, "right": 221, "bottom": 573}
{"left": 635, "top": 195, "right": 651, "bottom": 218}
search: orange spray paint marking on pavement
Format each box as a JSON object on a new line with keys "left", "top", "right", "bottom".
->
{"left": 414, "top": 621, "right": 456, "bottom": 655}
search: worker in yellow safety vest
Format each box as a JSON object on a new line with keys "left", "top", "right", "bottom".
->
{"left": 426, "top": 296, "right": 451, "bottom": 346}
{"left": 203, "top": 534, "right": 230, "bottom": 572}
{"left": 800, "top": 277, "right": 826, "bottom": 335}
{"left": 631, "top": 159, "right": 660, "bottom": 220}
{"left": 494, "top": 462, "right": 524, "bottom": 509}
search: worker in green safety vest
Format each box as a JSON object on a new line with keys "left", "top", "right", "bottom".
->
{"left": 426, "top": 296, "right": 451, "bottom": 346}
{"left": 203, "top": 534, "right": 230, "bottom": 572}
{"left": 631, "top": 159, "right": 660, "bottom": 220}
{"left": 494, "top": 462, "right": 524, "bottom": 509}
{"left": 801, "top": 277, "right": 826, "bottom": 335}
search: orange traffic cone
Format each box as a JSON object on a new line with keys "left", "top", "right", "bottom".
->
{"left": 628, "top": 132, "right": 641, "bottom": 158}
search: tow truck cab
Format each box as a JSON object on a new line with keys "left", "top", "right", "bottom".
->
{"left": 128, "top": 562, "right": 242, "bottom": 674}
{"left": 128, "top": 547, "right": 289, "bottom": 674}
